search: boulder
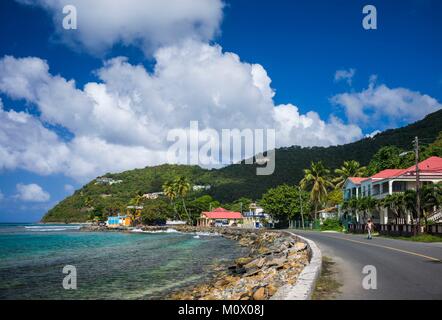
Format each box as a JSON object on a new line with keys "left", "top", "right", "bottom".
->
{"left": 265, "top": 256, "right": 287, "bottom": 267}
{"left": 294, "top": 242, "right": 307, "bottom": 251}
{"left": 266, "top": 284, "right": 278, "bottom": 296}
{"left": 252, "top": 287, "right": 267, "bottom": 300}
{"left": 235, "top": 257, "right": 253, "bottom": 266}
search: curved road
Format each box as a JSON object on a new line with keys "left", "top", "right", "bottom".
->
{"left": 292, "top": 230, "right": 442, "bottom": 299}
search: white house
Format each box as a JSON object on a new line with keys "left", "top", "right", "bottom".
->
{"left": 192, "top": 185, "right": 211, "bottom": 191}
{"left": 242, "top": 203, "right": 272, "bottom": 228}
{"left": 142, "top": 192, "right": 164, "bottom": 200}
{"left": 95, "top": 177, "right": 123, "bottom": 185}
{"left": 342, "top": 156, "right": 442, "bottom": 224}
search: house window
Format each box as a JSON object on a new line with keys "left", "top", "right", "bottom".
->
{"left": 372, "top": 184, "right": 380, "bottom": 196}
{"left": 392, "top": 181, "right": 406, "bottom": 192}
{"left": 381, "top": 182, "right": 389, "bottom": 194}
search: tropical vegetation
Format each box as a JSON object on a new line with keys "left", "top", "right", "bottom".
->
{"left": 42, "top": 110, "right": 442, "bottom": 225}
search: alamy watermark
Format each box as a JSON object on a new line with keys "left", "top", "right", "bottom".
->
{"left": 362, "top": 265, "right": 377, "bottom": 290}
{"left": 62, "top": 265, "right": 77, "bottom": 290}
{"left": 167, "top": 121, "right": 275, "bottom": 175}
{"left": 362, "top": 5, "right": 377, "bottom": 30}
{"left": 62, "top": 5, "right": 77, "bottom": 30}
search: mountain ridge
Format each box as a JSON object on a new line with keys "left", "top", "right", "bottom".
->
{"left": 42, "top": 109, "right": 442, "bottom": 222}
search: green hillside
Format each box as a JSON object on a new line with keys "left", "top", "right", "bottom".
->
{"left": 42, "top": 109, "right": 442, "bottom": 222}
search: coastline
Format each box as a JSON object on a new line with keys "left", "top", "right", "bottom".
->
{"left": 81, "top": 225, "right": 310, "bottom": 300}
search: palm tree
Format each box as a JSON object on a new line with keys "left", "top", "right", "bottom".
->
{"left": 421, "top": 184, "right": 442, "bottom": 231}
{"left": 347, "top": 198, "right": 359, "bottom": 221}
{"left": 132, "top": 192, "right": 144, "bottom": 206}
{"left": 382, "top": 193, "right": 405, "bottom": 223}
{"left": 363, "top": 197, "right": 377, "bottom": 222}
{"left": 128, "top": 191, "right": 144, "bottom": 226}
{"left": 333, "top": 160, "right": 367, "bottom": 189}
{"left": 174, "top": 177, "right": 192, "bottom": 223}
{"left": 162, "top": 180, "right": 181, "bottom": 220}
{"left": 300, "top": 161, "right": 333, "bottom": 220}
{"left": 404, "top": 189, "right": 417, "bottom": 225}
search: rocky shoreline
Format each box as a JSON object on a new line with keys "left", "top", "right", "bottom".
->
{"left": 81, "top": 225, "right": 310, "bottom": 300}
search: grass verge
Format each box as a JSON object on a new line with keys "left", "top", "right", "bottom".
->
{"left": 311, "top": 256, "right": 342, "bottom": 300}
{"left": 380, "top": 234, "right": 442, "bottom": 243}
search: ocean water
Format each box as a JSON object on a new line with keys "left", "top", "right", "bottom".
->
{"left": 0, "top": 223, "right": 247, "bottom": 300}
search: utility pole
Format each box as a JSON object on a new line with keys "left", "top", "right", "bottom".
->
{"left": 414, "top": 136, "right": 420, "bottom": 236}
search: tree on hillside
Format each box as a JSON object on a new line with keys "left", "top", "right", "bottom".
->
{"left": 300, "top": 161, "right": 333, "bottom": 220}
{"left": 333, "top": 160, "right": 367, "bottom": 188}
{"left": 141, "top": 199, "right": 172, "bottom": 225}
{"left": 130, "top": 191, "right": 145, "bottom": 206}
{"left": 173, "top": 177, "right": 192, "bottom": 223}
{"left": 89, "top": 203, "right": 105, "bottom": 222}
{"left": 127, "top": 191, "right": 145, "bottom": 226}
{"left": 162, "top": 180, "right": 181, "bottom": 220}
{"left": 366, "top": 146, "right": 413, "bottom": 175}
{"left": 227, "top": 197, "right": 253, "bottom": 213}
{"left": 83, "top": 195, "right": 94, "bottom": 208}
{"left": 187, "top": 195, "right": 220, "bottom": 222}
{"left": 421, "top": 131, "right": 442, "bottom": 159}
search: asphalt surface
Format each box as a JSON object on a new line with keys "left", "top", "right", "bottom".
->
{"left": 291, "top": 230, "right": 442, "bottom": 300}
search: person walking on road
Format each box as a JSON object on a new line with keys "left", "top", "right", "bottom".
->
{"left": 366, "top": 219, "right": 374, "bottom": 240}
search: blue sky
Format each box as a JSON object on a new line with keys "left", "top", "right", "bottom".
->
{"left": 0, "top": 0, "right": 441, "bottom": 222}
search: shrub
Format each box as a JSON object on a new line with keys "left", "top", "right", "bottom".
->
{"left": 320, "top": 218, "right": 342, "bottom": 232}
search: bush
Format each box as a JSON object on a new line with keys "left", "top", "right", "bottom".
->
{"left": 320, "top": 218, "right": 342, "bottom": 232}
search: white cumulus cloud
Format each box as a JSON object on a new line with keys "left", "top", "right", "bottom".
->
{"left": 0, "top": 42, "right": 365, "bottom": 181}
{"left": 331, "top": 76, "right": 442, "bottom": 128}
{"left": 16, "top": 0, "right": 224, "bottom": 56}
{"left": 15, "top": 183, "right": 50, "bottom": 202}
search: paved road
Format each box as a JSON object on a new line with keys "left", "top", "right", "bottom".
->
{"left": 291, "top": 230, "right": 442, "bottom": 299}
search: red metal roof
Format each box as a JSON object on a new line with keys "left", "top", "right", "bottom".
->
{"left": 343, "top": 157, "right": 442, "bottom": 186}
{"left": 348, "top": 177, "right": 366, "bottom": 184}
{"left": 201, "top": 208, "right": 243, "bottom": 219}
{"left": 371, "top": 169, "right": 406, "bottom": 179}
{"left": 405, "top": 156, "right": 442, "bottom": 172}
{"left": 368, "top": 157, "right": 442, "bottom": 181}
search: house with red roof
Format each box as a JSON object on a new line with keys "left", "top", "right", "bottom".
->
{"left": 197, "top": 207, "right": 244, "bottom": 227}
{"left": 342, "top": 156, "right": 442, "bottom": 224}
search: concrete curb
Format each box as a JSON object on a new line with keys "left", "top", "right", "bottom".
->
{"left": 270, "top": 231, "right": 322, "bottom": 300}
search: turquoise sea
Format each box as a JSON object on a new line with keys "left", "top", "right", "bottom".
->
{"left": 0, "top": 223, "right": 247, "bottom": 300}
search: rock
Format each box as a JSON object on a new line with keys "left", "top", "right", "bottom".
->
{"left": 224, "top": 275, "right": 240, "bottom": 284}
{"left": 294, "top": 242, "right": 307, "bottom": 251}
{"left": 235, "top": 257, "right": 253, "bottom": 266}
{"left": 266, "top": 284, "right": 277, "bottom": 296}
{"left": 163, "top": 228, "right": 309, "bottom": 300}
{"left": 265, "top": 256, "right": 286, "bottom": 267}
{"left": 253, "top": 287, "right": 267, "bottom": 300}
{"left": 244, "top": 257, "right": 265, "bottom": 269}
{"left": 258, "top": 247, "right": 272, "bottom": 255}
{"left": 244, "top": 268, "right": 261, "bottom": 277}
